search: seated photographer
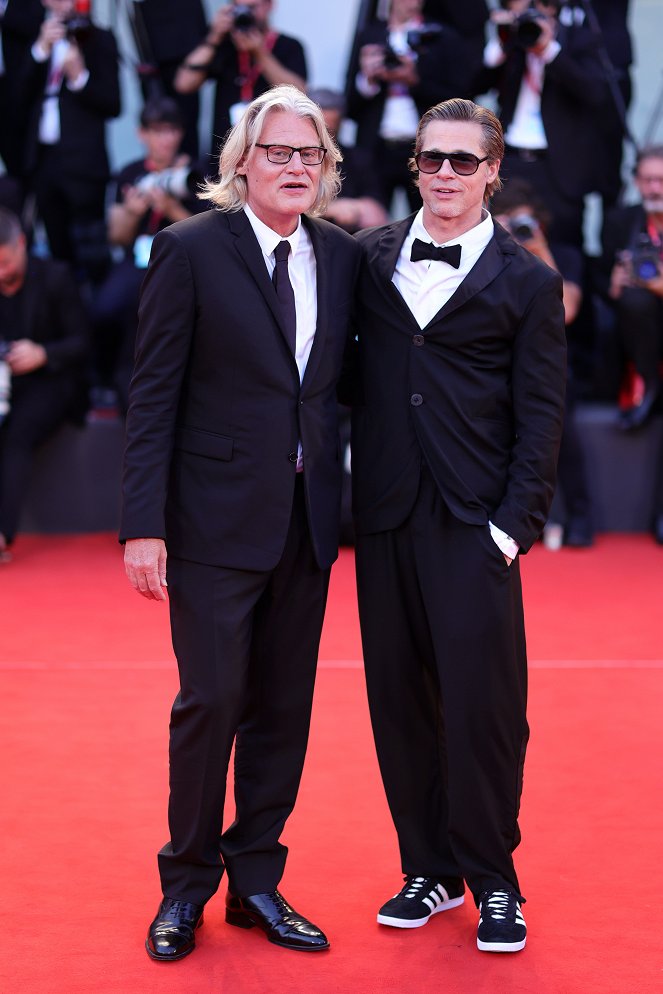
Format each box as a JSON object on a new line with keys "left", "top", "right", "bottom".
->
{"left": 90, "top": 97, "right": 205, "bottom": 413}
{"left": 307, "top": 87, "right": 388, "bottom": 234}
{"left": 174, "top": 1, "right": 307, "bottom": 162}
{"left": 602, "top": 145, "right": 663, "bottom": 432}
{"left": 0, "top": 206, "right": 89, "bottom": 562}
{"left": 18, "top": 0, "right": 120, "bottom": 282}
{"left": 478, "top": 0, "right": 607, "bottom": 248}
{"left": 346, "top": 0, "right": 469, "bottom": 214}
{"left": 492, "top": 178, "right": 594, "bottom": 547}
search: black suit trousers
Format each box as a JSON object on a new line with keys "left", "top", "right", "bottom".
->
{"left": 158, "top": 477, "right": 330, "bottom": 905}
{"left": 355, "top": 468, "right": 528, "bottom": 904}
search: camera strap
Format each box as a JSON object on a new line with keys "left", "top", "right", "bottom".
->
{"left": 238, "top": 31, "right": 278, "bottom": 103}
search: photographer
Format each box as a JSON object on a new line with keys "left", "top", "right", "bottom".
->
{"left": 0, "top": 206, "right": 89, "bottom": 562}
{"left": 174, "top": 1, "right": 307, "bottom": 162}
{"left": 478, "top": 0, "right": 607, "bottom": 247}
{"left": 18, "top": 0, "right": 120, "bottom": 281}
{"left": 90, "top": 97, "right": 205, "bottom": 413}
{"left": 492, "top": 178, "right": 594, "bottom": 547}
{"left": 347, "top": 0, "right": 469, "bottom": 213}
{"left": 602, "top": 146, "right": 663, "bottom": 433}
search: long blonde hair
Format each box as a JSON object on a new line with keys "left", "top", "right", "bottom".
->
{"left": 199, "top": 85, "right": 342, "bottom": 215}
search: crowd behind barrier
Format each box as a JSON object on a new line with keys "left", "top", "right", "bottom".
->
{"left": 0, "top": 0, "right": 662, "bottom": 559}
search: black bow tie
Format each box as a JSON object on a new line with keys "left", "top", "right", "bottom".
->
{"left": 410, "top": 238, "right": 462, "bottom": 268}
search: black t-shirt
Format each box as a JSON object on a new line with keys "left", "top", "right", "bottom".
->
{"left": 208, "top": 33, "right": 307, "bottom": 154}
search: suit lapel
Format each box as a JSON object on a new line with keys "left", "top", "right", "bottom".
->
{"left": 301, "top": 215, "right": 328, "bottom": 389}
{"left": 226, "top": 209, "right": 295, "bottom": 356}
{"left": 371, "top": 215, "right": 421, "bottom": 329}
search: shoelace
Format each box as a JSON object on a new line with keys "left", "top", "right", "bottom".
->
{"left": 481, "top": 890, "right": 520, "bottom": 922}
{"left": 402, "top": 876, "right": 432, "bottom": 899}
{"left": 162, "top": 900, "right": 198, "bottom": 922}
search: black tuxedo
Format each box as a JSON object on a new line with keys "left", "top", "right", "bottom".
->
{"left": 121, "top": 208, "right": 360, "bottom": 903}
{"left": 350, "top": 215, "right": 566, "bottom": 901}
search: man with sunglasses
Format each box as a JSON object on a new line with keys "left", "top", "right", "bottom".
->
{"left": 350, "top": 98, "right": 566, "bottom": 952}
{"left": 121, "top": 85, "right": 360, "bottom": 962}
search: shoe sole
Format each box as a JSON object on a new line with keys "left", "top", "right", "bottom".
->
{"left": 377, "top": 895, "right": 465, "bottom": 928}
{"left": 477, "top": 937, "right": 526, "bottom": 952}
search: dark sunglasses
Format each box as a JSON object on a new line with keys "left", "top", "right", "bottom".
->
{"left": 415, "top": 150, "right": 490, "bottom": 176}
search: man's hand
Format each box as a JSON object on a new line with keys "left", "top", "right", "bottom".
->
{"left": 62, "top": 40, "right": 86, "bottom": 84}
{"left": 124, "top": 538, "right": 168, "bottom": 601}
{"left": 36, "top": 16, "right": 67, "bottom": 55}
{"left": 7, "top": 340, "right": 47, "bottom": 375}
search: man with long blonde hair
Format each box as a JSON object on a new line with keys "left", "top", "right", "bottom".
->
{"left": 121, "top": 85, "right": 360, "bottom": 962}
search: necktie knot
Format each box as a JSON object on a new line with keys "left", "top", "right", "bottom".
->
{"left": 410, "top": 238, "right": 462, "bottom": 269}
{"left": 274, "top": 240, "right": 291, "bottom": 263}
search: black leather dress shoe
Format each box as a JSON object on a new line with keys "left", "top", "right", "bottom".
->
{"left": 146, "top": 897, "right": 204, "bottom": 962}
{"left": 225, "top": 890, "right": 329, "bottom": 951}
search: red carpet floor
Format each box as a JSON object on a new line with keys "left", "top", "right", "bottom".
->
{"left": 1, "top": 534, "right": 662, "bottom": 993}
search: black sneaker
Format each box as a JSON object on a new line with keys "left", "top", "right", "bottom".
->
{"left": 377, "top": 875, "right": 465, "bottom": 928}
{"left": 477, "top": 890, "right": 527, "bottom": 952}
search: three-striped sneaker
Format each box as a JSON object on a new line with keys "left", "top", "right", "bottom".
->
{"left": 377, "top": 876, "right": 465, "bottom": 928}
{"left": 477, "top": 889, "right": 527, "bottom": 952}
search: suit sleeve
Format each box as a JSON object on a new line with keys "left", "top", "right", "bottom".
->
{"left": 120, "top": 228, "right": 195, "bottom": 542}
{"left": 491, "top": 270, "right": 567, "bottom": 552}
{"left": 71, "top": 30, "right": 121, "bottom": 119}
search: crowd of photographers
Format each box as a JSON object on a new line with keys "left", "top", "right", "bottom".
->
{"left": 0, "top": 0, "right": 662, "bottom": 559}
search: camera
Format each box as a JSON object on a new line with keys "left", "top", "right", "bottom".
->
{"left": 511, "top": 9, "right": 546, "bottom": 48}
{"left": 232, "top": 4, "right": 257, "bottom": 32}
{"left": 383, "top": 22, "right": 442, "bottom": 70}
{"left": 135, "top": 166, "right": 201, "bottom": 200}
{"left": 64, "top": 0, "right": 92, "bottom": 44}
{"left": 630, "top": 234, "right": 660, "bottom": 282}
{"left": 507, "top": 213, "right": 538, "bottom": 242}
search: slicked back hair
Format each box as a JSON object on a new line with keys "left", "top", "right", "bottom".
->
{"left": 409, "top": 98, "right": 505, "bottom": 200}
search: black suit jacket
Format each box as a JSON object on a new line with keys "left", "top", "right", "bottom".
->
{"left": 20, "top": 24, "right": 121, "bottom": 180}
{"left": 120, "top": 209, "right": 361, "bottom": 571}
{"left": 351, "top": 216, "right": 566, "bottom": 552}
{"left": 476, "top": 23, "right": 607, "bottom": 199}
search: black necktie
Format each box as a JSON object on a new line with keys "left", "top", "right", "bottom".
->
{"left": 272, "top": 240, "right": 297, "bottom": 354}
{"left": 410, "top": 238, "right": 462, "bottom": 269}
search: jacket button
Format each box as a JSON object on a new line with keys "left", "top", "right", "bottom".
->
{"left": 412, "top": 334, "right": 424, "bottom": 346}
{"left": 410, "top": 393, "right": 423, "bottom": 407}
{"left": 288, "top": 451, "right": 298, "bottom": 463}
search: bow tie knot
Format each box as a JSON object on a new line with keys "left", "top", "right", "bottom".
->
{"left": 410, "top": 238, "right": 462, "bottom": 268}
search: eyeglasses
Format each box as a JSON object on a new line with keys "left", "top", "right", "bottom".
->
{"left": 256, "top": 144, "right": 327, "bottom": 166}
{"left": 415, "top": 150, "right": 490, "bottom": 176}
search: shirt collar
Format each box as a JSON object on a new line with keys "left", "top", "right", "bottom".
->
{"left": 410, "top": 206, "right": 494, "bottom": 253}
{"left": 243, "top": 204, "right": 303, "bottom": 258}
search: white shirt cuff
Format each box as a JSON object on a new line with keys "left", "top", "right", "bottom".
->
{"left": 489, "top": 521, "right": 520, "bottom": 561}
{"left": 31, "top": 41, "right": 50, "bottom": 64}
{"left": 355, "top": 72, "right": 381, "bottom": 99}
{"left": 540, "top": 39, "right": 561, "bottom": 64}
{"left": 483, "top": 38, "right": 507, "bottom": 68}
{"left": 66, "top": 67, "right": 89, "bottom": 91}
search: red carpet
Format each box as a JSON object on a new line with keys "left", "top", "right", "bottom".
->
{"left": 1, "top": 534, "right": 662, "bottom": 993}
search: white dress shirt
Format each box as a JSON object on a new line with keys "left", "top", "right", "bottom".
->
{"left": 244, "top": 204, "right": 318, "bottom": 469}
{"left": 393, "top": 208, "right": 519, "bottom": 560}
